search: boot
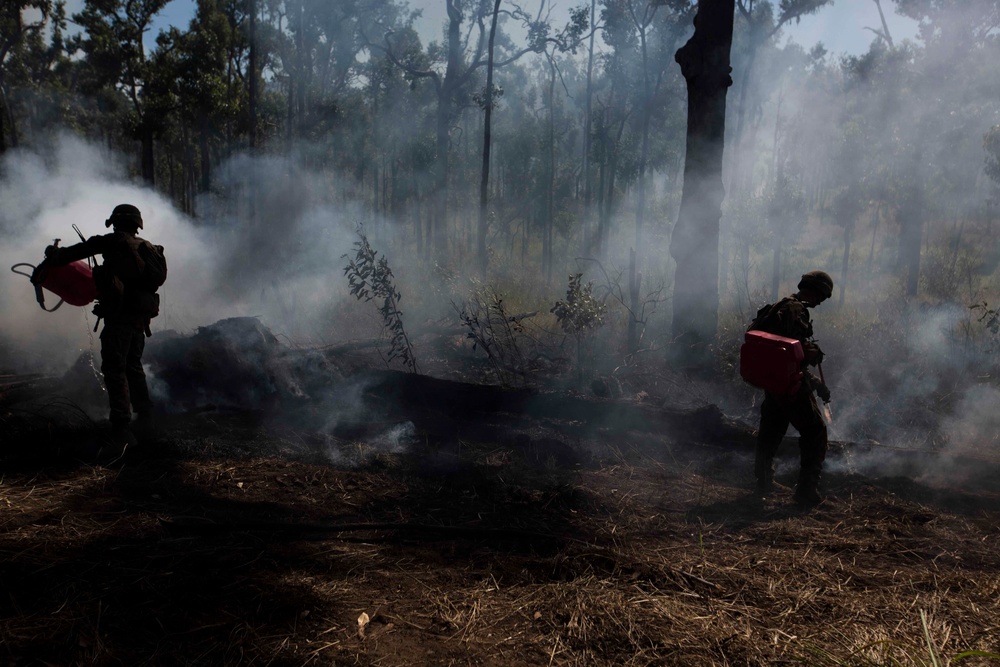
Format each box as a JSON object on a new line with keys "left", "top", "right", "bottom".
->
{"left": 755, "top": 471, "right": 774, "bottom": 496}
{"left": 754, "top": 451, "right": 775, "bottom": 496}
{"left": 97, "top": 423, "right": 137, "bottom": 465}
{"left": 132, "top": 410, "right": 155, "bottom": 441}
{"left": 793, "top": 473, "right": 823, "bottom": 508}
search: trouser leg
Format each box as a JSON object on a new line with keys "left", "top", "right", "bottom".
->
{"left": 100, "top": 322, "right": 134, "bottom": 426}
{"left": 789, "top": 388, "right": 828, "bottom": 504}
{"left": 755, "top": 393, "right": 789, "bottom": 492}
{"left": 124, "top": 330, "right": 152, "bottom": 416}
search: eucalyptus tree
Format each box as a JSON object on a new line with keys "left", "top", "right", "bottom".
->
{"left": 669, "top": 0, "right": 734, "bottom": 359}
{"left": 590, "top": 0, "right": 635, "bottom": 260}
{"left": 880, "top": 0, "right": 1000, "bottom": 299}
{"left": 590, "top": 0, "right": 691, "bottom": 351}
{"left": 476, "top": 0, "right": 503, "bottom": 268}
{"left": 369, "top": 0, "right": 575, "bottom": 259}
{"left": 525, "top": 6, "right": 588, "bottom": 280}
{"left": 263, "top": 0, "right": 398, "bottom": 148}
{"left": 727, "top": 0, "right": 831, "bottom": 196}
{"left": 0, "top": 0, "right": 53, "bottom": 152}
{"left": 71, "top": 0, "right": 172, "bottom": 184}
{"left": 154, "top": 0, "right": 246, "bottom": 200}
{"left": 362, "top": 26, "right": 436, "bottom": 228}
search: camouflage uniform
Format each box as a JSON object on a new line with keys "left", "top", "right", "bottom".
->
{"left": 752, "top": 295, "right": 828, "bottom": 500}
{"left": 48, "top": 231, "right": 156, "bottom": 427}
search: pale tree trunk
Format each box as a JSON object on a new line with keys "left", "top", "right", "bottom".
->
{"left": 200, "top": 114, "right": 211, "bottom": 193}
{"left": 629, "top": 5, "right": 665, "bottom": 354}
{"left": 430, "top": 0, "right": 465, "bottom": 258}
{"left": 770, "top": 233, "right": 782, "bottom": 302}
{"left": 545, "top": 55, "right": 556, "bottom": 284}
{"left": 580, "top": 0, "right": 597, "bottom": 256}
{"left": 839, "top": 221, "right": 853, "bottom": 306}
{"left": 248, "top": 0, "right": 258, "bottom": 226}
{"left": 248, "top": 0, "right": 257, "bottom": 152}
{"left": 670, "top": 0, "right": 735, "bottom": 361}
{"left": 0, "top": 74, "right": 14, "bottom": 154}
{"left": 899, "top": 151, "right": 924, "bottom": 298}
{"left": 477, "top": 0, "right": 502, "bottom": 268}
{"left": 141, "top": 125, "right": 155, "bottom": 185}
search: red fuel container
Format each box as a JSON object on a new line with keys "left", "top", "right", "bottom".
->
{"left": 740, "top": 330, "right": 804, "bottom": 396}
{"left": 36, "top": 260, "right": 98, "bottom": 307}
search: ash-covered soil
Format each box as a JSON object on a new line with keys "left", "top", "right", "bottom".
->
{"left": 1, "top": 320, "right": 998, "bottom": 666}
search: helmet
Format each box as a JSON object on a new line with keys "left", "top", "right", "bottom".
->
{"left": 798, "top": 270, "right": 834, "bottom": 299}
{"left": 105, "top": 203, "right": 143, "bottom": 230}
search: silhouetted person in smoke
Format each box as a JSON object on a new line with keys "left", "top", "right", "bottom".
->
{"left": 42, "top": 204, "right": 167, "bottom": 449}
{"left": 749, "top": 270, "right": 833, "bottom": 508}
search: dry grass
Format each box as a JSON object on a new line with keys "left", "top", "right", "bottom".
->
{"left": 1, "top": 390, "right": 999, "bottom": 666}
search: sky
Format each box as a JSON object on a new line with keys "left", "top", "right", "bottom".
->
{"left": 45, "top": 0, "right": 919, "bottom": 58}
{"left": 409, "top": 0, "right": 919, "bottom": 57}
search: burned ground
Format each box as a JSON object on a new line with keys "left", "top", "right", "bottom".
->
{"left": 1, "top": 320, "right": 999, "bottom": 666}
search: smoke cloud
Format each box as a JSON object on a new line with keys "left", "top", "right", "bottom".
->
{"left": 0, "top": 133, "right": 393, "bottom": 374}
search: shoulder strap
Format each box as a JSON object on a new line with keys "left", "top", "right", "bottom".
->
{"left": 750, "top": 297, "right": 796, "bottom": 333}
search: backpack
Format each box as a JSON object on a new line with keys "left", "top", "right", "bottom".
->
{"left": 93, "top": 237, "right": 166, "bottom": 320}
{"left": 748, "top": 299, "right": 785, "bottom": 334}
{"left": 128, "top": 239, "right": 167, "bottom": 291}
{"left": 739, "top": 330, "right": 804, "bottom": 395}
{"left": 740, "top": 299, "right": 804, "bottom": 395}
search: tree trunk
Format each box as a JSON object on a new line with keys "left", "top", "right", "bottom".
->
{"left": 430, "top": 0, "right": 464, "bottom": 258}
{"left": 0, "top": 97, "right": 7, "bottom": 154}
{"left": 477, "top": 0, "right": 502, "bottom": 268}
{"left": 200, "top": 114, "right": 211, "bottom": 193}
{"left": 545, "top": 55, "right": 556, "bottom": 284}
{"left": 770, "top": 234, "right": 781, "bottom": 302}
{"left": 839, "top": 219, "right": 853, "bottom": 306}
{"left": 597, "top": 112, "right": 628, "bottom": 259}
{"left": 0, "top": 77, "right": 8, "bottom": 154}
{"left": 0, "top": 69, "right": 20, "bottom": 153}
{"left": 628, "top": 247, "right": 641, "bottom": 353}
{"left": 248, "top": 0, "right": 257, "bottom": 151}
{"left": 726, "top": 14, "right": 762, "bottom": 198}
{"left": 141, "top": 123, "right": 155, "bottom": 185}
{"left": 580, "top": 0, "right": 597, "bottom": 256}
{"left": 898, "top": 152, "right": 924, "bottom": 298}
{"left": 670, "top": 0, "right": 735, "bottom": 361}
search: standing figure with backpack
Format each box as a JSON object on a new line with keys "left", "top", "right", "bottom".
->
{"left": 42, "top": 204, "right": 167, "bottom": 447}
{"left": 747, "top": 270, "right": 833, "bottom": 508}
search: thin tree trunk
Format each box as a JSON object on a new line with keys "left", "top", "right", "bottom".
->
{"left": 0, "top": 76, "right": 10, "bottom": 154}
{"left": 141, "top": 124, "right": 155, "bottom": 185}
{"left": 546, "top": 55, "right": 556, "bottom": 284}
{"left": 248, "top": 0, "right": 257, "bottom": 151}
{"left": 670, "top": 0, "right": 736, "bottom": 359}
{"left": 771, "top": 234, "right": 782, "bottom": 302}
{"left": 580, "top": 0, "right": 597, "bottom": 256}
{"left": 839, "top": 219, "right": 853, "bottom": 306}
{"left": 200, "top": 114, "right": 211, "bottom": 192}
{"left": 899, "top": 152, "right": 924, "bottom": 298}
{"left": 477, "top": 0, "right": 502, "bottom": 268}
{"left": 628, "top": 247, "right": 641, "bottom": 353}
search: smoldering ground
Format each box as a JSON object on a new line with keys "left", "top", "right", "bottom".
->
{"left": 2, "top": 130, "right": 999, "bottom": 490}
{"left": 0, "top": 135, "right": 427, "bottom": 460}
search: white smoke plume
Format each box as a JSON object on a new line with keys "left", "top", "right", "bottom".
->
{"left": 1, "top": 134, "right": 388, "bottom": 374}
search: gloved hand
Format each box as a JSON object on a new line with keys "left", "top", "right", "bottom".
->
{"left": 803, "top": 342, "right": 825, "bottom": 366}
{"left": 30, "top": 259, "right": 48, "bottom": 285}
{"left": 44, "top": 244, "right": 59, "bottom": 259}
{"left": 816, "top": 382, "right": 831, "bottom": 404}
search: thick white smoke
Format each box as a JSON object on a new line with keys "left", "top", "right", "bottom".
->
{"left": 1, "top": 135, "right": 212, "bottom": 371}
{"left": 0, "top": 134, "right": 385, "bottom": 374}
